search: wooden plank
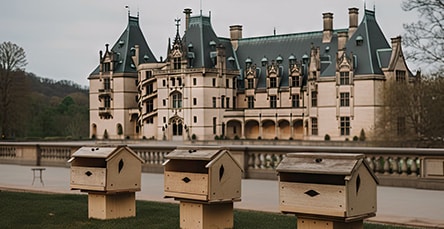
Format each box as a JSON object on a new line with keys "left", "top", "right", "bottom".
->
{"left": 70, "top": 166, "right": 106, "bottom": 190}
{"left": 279, "top": 182, "right": 346, "bottom": 217}
{"left": 276, "top": 156, "right": 358, "bottom": 175}
{"left": 165, "top": 149, "right": 221, "bottom": 160}
{"left": 164, "top": 171, "right": 209, "bottom": 200}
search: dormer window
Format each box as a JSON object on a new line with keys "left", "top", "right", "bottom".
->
{"left": 245, "top": 57, "right": 252, "bottom": 68}
{"left": 261, "top": 56, "right": 268, "bottom": 67}
{"left": 102, "top": 62, "right": 111, "bottom": 72}
{"left": 276, "top": 55, "right": 283, "bottom": 65}
{"left": 302, "top": 54, "right": 309, "bottom": 63}
{"left": 174, "top": 57, "right": 181, "bottom": 69}
{"left": 289, "top": 55, "right": 296, "bottom": 66}
{"left": 340, "top": 71, "right": 350, "bottom": 85}
{"left": 209, "top": 40, "right": 216, "bottom": 50}
{"left": 356, "top": 35, "right": 364, "bottom": 46}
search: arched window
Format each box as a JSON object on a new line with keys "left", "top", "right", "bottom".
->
{"left": 117, "top": 123, "right": 123, "bottom": 135}
{"left": 172, "top": 123, "right": 183, "bottom": 136}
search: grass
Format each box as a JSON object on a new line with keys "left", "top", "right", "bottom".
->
{"left": 0, "top": 191, "right": 409, "bottom": 229}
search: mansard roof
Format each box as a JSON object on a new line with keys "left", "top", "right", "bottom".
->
{"left": 90, "top": 15, "right": 157, "bottom": 76}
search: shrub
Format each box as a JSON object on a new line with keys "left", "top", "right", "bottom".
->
{"left": 359, "top": 129, "right": 366, "bottom": 141}
{"left": 353, "top": 136, "right": 359, "bottom": 141}
{"left": 324, "top": 134, "right": 330, "bottom": 141}
{"left": 191, "top": 134, "right": 197, "bottom": 140}
{"left": 234, "top": 135, "right": 240, "bottom": 140}
{"left": 257, "top": 136, "right": 262, "bottom": 140}
{"left": 214, "top": 135, "right": 220, "bottom": 140}
{"left": 103, "top": 130, "right": 108, "bottom": 139}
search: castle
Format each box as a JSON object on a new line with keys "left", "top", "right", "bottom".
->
{"left": 89, "top": 7, "right": 413, "bottom": 141}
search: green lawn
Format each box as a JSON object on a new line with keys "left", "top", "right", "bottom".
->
{"left": 0, "top": 191, "right": 408, "bottom": 229}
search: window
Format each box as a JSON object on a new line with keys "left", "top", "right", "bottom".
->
{"left": 340, "top": 71, "right": 350, "bottom": 85}
{"left": 104, "top": 96, "right": 111, "bottom": 108}
{"left": 172, "top": 93, "right": 182, "bottom": 108}
{"left": 146, "top": 83, "right": 154, "bottom": 95}
{"left": 232, "top": 78, "right": 237, "bottom": 89}
{"left": 233, "top": 96, "right": 237, "bottom": 108}
{"left": 170, "top": 78, "right": 175, "bottom": 87}
{"left": 247, "top": 96, "right": 254, "bottom": 109}
{"left": 397, "top": 116, "right": 406, "bottom": 136}
{"left": 226, "top": 97, "right": 230, "bottom": 109}
{"left": 270, "top": 77, "right": 277, "bottom": 88}
{"left": 177, "top": 77, "right": 182, "bottom": 86}
{"left": 226, "top": 79, "right": 230, "bottom": 88}
{"left": 311, "top": 91, "right": 317, "bottom": 107}
{"left": 146, "top": 117, "right": 153, "bottom": 124}
{"left": 396, "top": 70, "right": 406, "bottom": 82}
{"left": 247, "top": 79, "right": 254, "bottom": 89}
{"left": 340, "top": 92, "right": 350, "bottom": 107}
{"left": 340, "top": 116, "right": 350, "bottom": 136}
{"left": 193, "top": 98, "right": 197, "bottom": 106}
{"left": 104, "top": 78, "right": 110, "bottom": 90}
{"left": 221, "top": 96, "right": 225, "bottom": 108}
{"left": 163, "top": 79, "right": 166, "bottom": 87}
{"left": 163, "top": 99, "right": 166, "bottom": 106}
{"left": 212, "top": 97, "right": 217, "bottom": 108}
{"left": 173, "top": 57, "right": 181, "bottom": 69}
{"left": 163, "top": 117, "right": 166, "bottom": 123}
{"left": 193, "top": 78, "right": 197, "bottom": 85}
{"left": 102, "top": 62, "right": 110, "bottom": 72}
{"left": 194, "top": 116, "right": 197, "bottom": 123}
{"left": 212, "top": 78, "right": 216, "bottom": 87}
{"left": 292, "top": 94, "right": 300, "bottom": 108}
{"left": 270, "top": 96, "right": 277, "bottom": 108}
{"left": 311, "top": 118, "right": 318, "bottom": 135}
{"left": 145, "top": 71, "right": 152, "bottom": 79}
{"left": 291, "top": 76, "right": 299, "bottom": 87}
{"left": 146, "top": 99, "right": 154, "bottom": 113}
{"left": 213, "top": 117, "right": 217, "bottom": 134}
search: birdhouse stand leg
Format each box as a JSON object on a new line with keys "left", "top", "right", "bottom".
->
{"left": 297, "top": 217, "right": 363, "bottom": 229}
{"left": 179, "top": 201, "right": 234, "bottom": 229}
{"left": 88, "top": 192, "right": 136, "bottom": 220}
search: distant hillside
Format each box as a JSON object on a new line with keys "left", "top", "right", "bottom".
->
{"left": 1, "top": 71, "right": 89, "bottom": 140}
{"left": 26, "top": 73, "right": 88, "bottom": 98}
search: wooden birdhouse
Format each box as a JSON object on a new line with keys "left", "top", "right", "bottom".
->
{"left": 68, "top": 146, "right": 144, "bottom": 219}
{"left": 163, "top": 148, "right": 242, "bottom": 202}
{"left": 276, "top": 153, "right": 378, "bottom": 228}
{"left": 163, "top": 148, "right": 243, "bottom": 229}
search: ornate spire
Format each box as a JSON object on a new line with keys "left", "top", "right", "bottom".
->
{"left": 173, "top": 18, "right": 182, "bottom": 47}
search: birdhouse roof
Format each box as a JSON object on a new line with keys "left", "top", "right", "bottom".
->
{"left": 164, "top": 148, "right": 243, "bottom": 171}
{"left": 68, "top": 146, "right": 144, "bottom": 163}
{"left": 276, "top": 153, "right": 378, "bottom": 182}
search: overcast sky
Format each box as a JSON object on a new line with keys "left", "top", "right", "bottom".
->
{"left": 1, "top": 0, "right": 417, "bottom": 86}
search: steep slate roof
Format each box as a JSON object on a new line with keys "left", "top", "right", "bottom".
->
{"left": 343, "top": 9, "right": 390, "bottom": 75}
{"left": 90, "top": 15, "right": 157, "bottom": 76}
{"left": 235, "top": 31, "right": 341, "bottom": 88}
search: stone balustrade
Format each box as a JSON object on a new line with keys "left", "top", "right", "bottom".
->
{"left": 1, "top": 141, "right": 443, "bottom": 189}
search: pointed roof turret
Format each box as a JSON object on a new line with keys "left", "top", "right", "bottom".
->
{"left": 344, "top": 9, "right": 390, "bottom": 75}
{"left": 90, "top": 14, "right": 157, "bottom": 76}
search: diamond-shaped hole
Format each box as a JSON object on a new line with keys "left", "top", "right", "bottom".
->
{"left": 85, "top": 171, "right": 92, "bottom": 177}
{"left": 305, "top": 189, "right": 320, "bottom": 197}
{"left": 182, "top": 177, "right": 191, "bottom": 183}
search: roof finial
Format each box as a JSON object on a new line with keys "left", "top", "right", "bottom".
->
{"left": 125, "top": 5, "right": 131, "bottom": 16}
{"left": 175, "top": 18, "right": 181, "bottom": 34}
{"left": 364, "top": 0, "right": 366, "bottom": 10}
{"left": 200, "top": 0, "right": 203, "bottom": 16}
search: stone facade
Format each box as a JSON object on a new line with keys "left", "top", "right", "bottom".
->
{"left": 89, "top": 7, "right": 413, "bottom": 141}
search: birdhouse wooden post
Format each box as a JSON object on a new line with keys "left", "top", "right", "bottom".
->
{"left": 276, "top": 153, "right": 378, "bottom": 229}
{"left": 69, "top": 146, "right": 144, "bottom": 220}
{"left": 163, "top": 148, "right": 242, "bottom": 229}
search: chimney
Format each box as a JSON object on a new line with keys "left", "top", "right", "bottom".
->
{"left": 348, "top": 8, "right": 359, "bottom": 38}
{"left": 230, "top": 25, "right": 243, "bottom": 50}
{"left": 338, "top": 31, "right": 348, "bottom": 51}
{"left": 322, "top": 13, "right": 333, "bottom": 43}
{"left": 183, "top": 8, "right": 192, "bottom": 32}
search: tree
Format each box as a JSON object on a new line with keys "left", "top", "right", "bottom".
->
{"left": 402, "top": 1, "right": 444, "bottom": 71}
{"left": 375, "top": 75, "right": 444, "bottom": 143}
{"left": 0, "top": 42, "right": 27, "bottom": 138}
